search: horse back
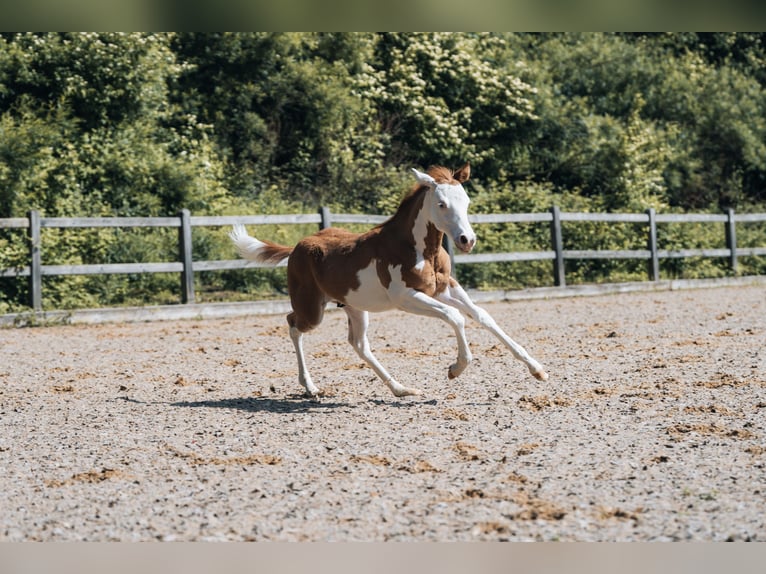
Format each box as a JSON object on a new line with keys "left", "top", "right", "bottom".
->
{"left": 288, "top": 227, "right": 376, "bottom": 303}
{"left": 288, "top": 225, "right": 453, "bottom": 307}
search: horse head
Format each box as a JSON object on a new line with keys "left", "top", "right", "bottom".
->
{"left": 411, "top": 163, "right": 476, "bottom": 253}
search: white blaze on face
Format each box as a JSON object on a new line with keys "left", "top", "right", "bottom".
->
{"left": 431, "top": 183, "right": 476, "bottom": 253}
{"left": 411, "top": 202, "right": 430, "bottom": 271}
{"left": 410, "top": 168, "right": 476, "bottom": 253}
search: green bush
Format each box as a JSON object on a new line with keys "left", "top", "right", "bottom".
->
{"left": 1, "top": 33, "right": 765, "bottom": 311}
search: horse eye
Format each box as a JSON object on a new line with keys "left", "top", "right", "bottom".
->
{"left": 438, "top": 201, "right": 447, "bottom": 209}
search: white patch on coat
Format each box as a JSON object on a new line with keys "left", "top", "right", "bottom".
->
{"left": 343, "top": 260, "right": 396, "bottom": 312}
{"left": 411, "top": 202, "right": 430, "bottom": 271}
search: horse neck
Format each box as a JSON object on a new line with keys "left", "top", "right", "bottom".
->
{"left": 382, "top": 186, "right": 444, "bottom": 258}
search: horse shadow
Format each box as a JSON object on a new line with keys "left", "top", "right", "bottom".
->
{"left": 169, "top": 394, "right": 350, "bottom": 414}
{"left": 169, "top": 394, "right": 438, "bottom": 413}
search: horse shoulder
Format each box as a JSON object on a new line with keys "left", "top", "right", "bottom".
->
{"left": 395, "top": 247, "right": 452, "bottom": 298}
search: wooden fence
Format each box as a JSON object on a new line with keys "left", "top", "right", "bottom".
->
{"left": 1, "top": 207, "right": 765, "bottom": 312}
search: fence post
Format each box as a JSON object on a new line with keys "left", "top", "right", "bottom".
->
{"left": 319, "top": 206, "right": 332, "bottom": 230}
{"left": 725, "top": 208, "right": 737, "bottom": 274}
{"left": 550, "top": 205, "right": 565, "bottom": 287}
{"left": 178, "top": 209, "right": 195, "bottom": 304}
{"left": 646, "top": 208, "right": 659, "bottom": 281}
{"left": 27, "top": 209, "right": 42, "bottom": 311}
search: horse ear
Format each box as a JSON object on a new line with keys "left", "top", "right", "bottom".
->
{"left": 454, "top": 163, "right": 471, "bottom": 183}
{"left": 412, "top": 168, "right": 436, "bottom": 187}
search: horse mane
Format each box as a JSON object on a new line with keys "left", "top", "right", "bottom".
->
{"left": 400, "top": 165, "right": 461, "bottom": 204}
{"left": 427, "top": 166, "right": 459, "bottom": 185}
{"left": 374, "top": 165, "right": 464, "bottom": 232}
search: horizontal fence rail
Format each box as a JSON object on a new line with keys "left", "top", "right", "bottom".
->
{"left": 1, "top": 207, "right": 765, "bottom": 312}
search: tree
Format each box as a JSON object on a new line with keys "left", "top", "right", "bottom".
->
{"left": 366, "top": 33, "right": 537, "bottom": 182}
{"left": 0, "top": 33, "right": 228, "bottom": 310}
{"left": 171, "top": 32, "right": 388, "bottom": 208}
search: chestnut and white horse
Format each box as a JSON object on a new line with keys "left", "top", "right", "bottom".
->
{"left": 230, "top": 163, "right": 548, "bottom": 398}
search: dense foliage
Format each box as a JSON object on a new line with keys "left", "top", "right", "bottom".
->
{"left": 1, "top": 32, "right": 765, "bottom": 311}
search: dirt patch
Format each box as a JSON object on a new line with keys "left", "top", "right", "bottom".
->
{"left": 166, "top": 445, "right": 282, "bottom": 466}
{"left": 666, "top": 423, "right": 756, "bottom": 441}
{"left": 350, "top": 454, "right": 391, "bottom": 467}
{"left": 504, "top": 471, "right": 529, "bottom": 485}
{"left": 599, "top": 506, "right": 642, "bottom": 523}
{"left": 509, "top": 491, "right": 567, "bottom": 521}
{"left": 517, "top": 394, "right": 572, "bottom": 411}
{"left": 683, "top": 404, "right": 736, "bottom": 416}
{"left": 399, "top": 460, "right": 441, "bottom": 473}
{"left": 695, "top": 374, "right": 753, "bottom": 389}
{"left": 453, "top": 442, "right": 484, "bottom": 461}
{"left": 46, "top": 468, "right": 130, "bottom": 488}
{"left": 442, "top": 407, "right": 470, "bottom": 420}
{"left": 516, "top": 443, "right": 541, "bottom": 456}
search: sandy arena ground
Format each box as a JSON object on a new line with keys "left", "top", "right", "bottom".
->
{"left": 1, "top": 285, "right": 764, "bottom": 541}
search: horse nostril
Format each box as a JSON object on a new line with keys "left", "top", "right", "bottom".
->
{"left": 460, "top": 235, "right": 468, "bottom": 245}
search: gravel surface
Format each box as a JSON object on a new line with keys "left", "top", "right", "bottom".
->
{"left": 1, "top": 285, "right": 764, "bottom": 541}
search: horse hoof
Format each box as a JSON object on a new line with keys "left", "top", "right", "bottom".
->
{"left": 393, "top": 387, "right": 423, "bottom": 397}
{"left": 448, "top": 363, "right": 466, "bottom": 379}
{"left": 532, "top": 370, "right": 549, "bottom": 382}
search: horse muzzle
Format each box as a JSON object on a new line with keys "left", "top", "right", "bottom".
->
{"left": 455, "top": 233, "right": 476, "bottom": 253}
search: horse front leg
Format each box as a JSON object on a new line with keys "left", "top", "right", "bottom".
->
{"left": 436, "top": 281, "right": 548, "bottom": 382}
{"left": 392, "top": 288, "right": 473, "bottom": 380}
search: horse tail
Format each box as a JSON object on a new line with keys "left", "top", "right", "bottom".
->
{"left": 229, "top": 225, "right": 292, "bottom": 265}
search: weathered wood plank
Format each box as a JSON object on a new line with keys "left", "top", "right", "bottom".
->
{"left": 734, "top": 213, "right": 766, "bottom": 223}
{"left": 4, "top": 210, "right": 760, "bottom": 229}
{"left": 550, "top": 206, "right": 565, "bottom": 287}
{"left": 178, "top": 209, "right": 195, "bottom": 304}
{"left": 189, "top": 214, "right": 322, "bottom": 226}
{"left": 468, "top": 213, "right": 553, "bottom": 224}
{"left": 0, "top": 267, "right": 30, "bottom": 278}
{"left": 326, "top": 214, "right": 388, "bottom": 225}
{"left": 28, "top": 210, "right": 42, "bottom": 311}
{"left": 657, "top": 248, "right": 731, "bottom": 258}
{"left": 318, "top": 206, "right": 333, "bottom": 229}
{"left": 41, "top": 217, "right": 180, "bottom": 228}
{"left": 0, "top": 218, "right": 29, "bottom": 229}
{"left": 655, "top": 213, "right": 728, "bottom": 223}
{"left": 454, "top": 251, "right": 556, "bottom": 264}
{"left": 41, "top": 262, "right": 184, "bottom": 275}
{"left": 725, "top": 208, "right": 737, "bottom": 273}
{"left": 560, "top": 212, "right": 649, "bottom": 223}
{"left": 564, "top": 249, "right": 652, "bottom": 260}
{"left": 647, "top": 208, "right": 660, "bottom": 281}
{"left": 736, "top": 247, "right": 766, "bottom": 256}
{"left": 193, "top": 259, "right": 289, "bottom": 271}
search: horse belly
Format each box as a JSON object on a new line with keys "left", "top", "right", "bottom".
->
{"left": 343, "top": 260, "right": 395, "bottom": 312}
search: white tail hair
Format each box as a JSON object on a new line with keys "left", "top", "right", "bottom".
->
{"left": 229, "top": 225, "right": 292, "bottom": 265}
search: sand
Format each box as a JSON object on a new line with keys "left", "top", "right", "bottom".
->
{"left": 1, "top": 285, "right": 764, "bottom": 541}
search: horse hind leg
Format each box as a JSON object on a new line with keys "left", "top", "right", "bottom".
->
{"left": 286, "top": 289, "right": 326, "bottom": 397}
{"left": 344, "top": 307, "right": 422, "bottom": 398}
{"left": 287, "top": 316, "right": 320, "bottom": 397}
